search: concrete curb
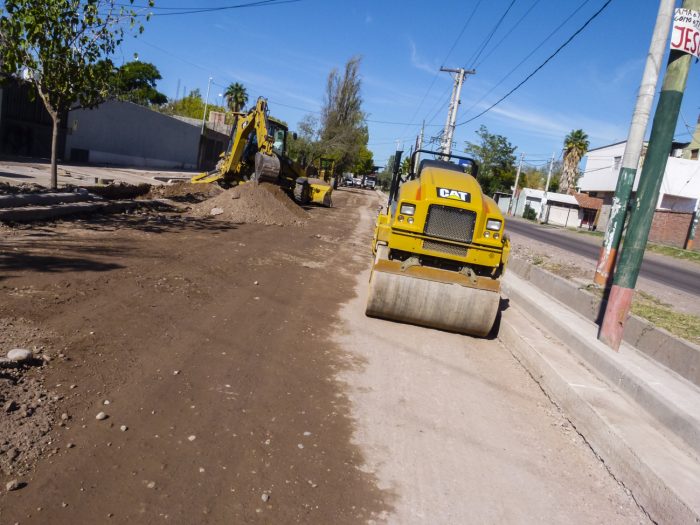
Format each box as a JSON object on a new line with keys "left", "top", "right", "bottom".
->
{"left": 502, "top": 271, "right": 700, "bottom": 457}
{"left": 507, "top": 257, "right": 700, "bottom": 388}
{"left": 0, "top": 199, "right": 166, "bottom": 223}
{"left": 499, "top": 307, "right": 700, "bottom": 524}
{"left": 0, "top": 192, "right": 96, "bottom": 208}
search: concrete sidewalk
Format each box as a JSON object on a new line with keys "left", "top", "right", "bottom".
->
{"left": 500, "top": 264, "right": 700, "bottom": 524}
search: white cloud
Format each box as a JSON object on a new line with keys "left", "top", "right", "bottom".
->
{"left": 409, "top": 41, "right": 437, "bottom": 75}
{"left": 485, "top": 103, "right": 627, "bottom": 145}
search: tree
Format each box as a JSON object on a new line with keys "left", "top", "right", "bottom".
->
{"left": 353, "top": 145, "right": 374, "bottom": 176}
{"left": 114, "top": 61, "right": 167, "bottom": 106}
{"left": 288, "top": 114, "right": 324, "bottom": 168}
{"left": 464, "top": 125, "right": 517, "bottom": 195}
{"left": 319, "top": 56, "right": 367, "bottom": 175}
{"left": 560, "top": 129, "right": 589, "bottom": 194}
{"left": 224, "top": 82, "right": 248, "bottom": 113}
{"left": 161, "top": 89, "right": 226, "bottom": 121}
{"left": 0, "top": 0, "right": 152, "bottom": 189}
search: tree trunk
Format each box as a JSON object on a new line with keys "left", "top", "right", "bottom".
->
{"left": 50, "top": 113, "right": 60, "bottom": 190}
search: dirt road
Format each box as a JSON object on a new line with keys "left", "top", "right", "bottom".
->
{"left": 1, "top": 188, "right": 646, "bottom": 523}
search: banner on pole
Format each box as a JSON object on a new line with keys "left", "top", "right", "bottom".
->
{"left": 671, "top": 8, "right": 700, "bottom": 58}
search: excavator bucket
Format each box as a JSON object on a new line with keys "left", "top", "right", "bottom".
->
{"left": 365, "top": 256, "right": 500, "bottom": 337}
{"left": 254, "top": 152, "right": 281, "bottom": 183}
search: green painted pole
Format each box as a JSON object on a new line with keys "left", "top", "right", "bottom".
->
{"left": 599, "top": 0, "right": 699, "bottom": 350}
{"left": 593, "top": 0, "right": 675, "bottom": 286}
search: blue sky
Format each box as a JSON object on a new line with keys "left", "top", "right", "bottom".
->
{"left": 119, "top": 0, "right": 700, "bottom": 168}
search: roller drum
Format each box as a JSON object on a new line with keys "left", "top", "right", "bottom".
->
{"left": 366, "top": 268, "right": 500, "bottom": 337}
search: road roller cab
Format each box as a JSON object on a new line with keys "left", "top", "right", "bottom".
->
{"left": 366, "top": 150, "right": 510, "bottom": 337}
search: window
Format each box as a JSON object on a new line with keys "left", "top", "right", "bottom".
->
{"left": 691, "top": 149, "right": 699, "bottom": 160}
{"left": 613, "top": 156, "right": 621, "bottom": 170}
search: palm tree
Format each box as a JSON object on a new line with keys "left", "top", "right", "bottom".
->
{"left": 224, "top": 82, "right": 248, "bottom": 113}
{"left": 560, "top": 129, "right": 589, "bottom": 194}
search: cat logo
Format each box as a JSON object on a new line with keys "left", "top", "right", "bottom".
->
{"left": 437, "top": 187, "right": 470, "bottom": 203}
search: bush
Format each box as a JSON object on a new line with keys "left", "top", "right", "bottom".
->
{"left": 523, "top": 205, "right": 537, "bottom": 221}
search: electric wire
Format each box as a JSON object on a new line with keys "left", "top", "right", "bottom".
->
{"left": 455, "top": 0, "right": 613, "bottom": 127}
{"left": 466, "top": 0, "right": 517, "bottom": 69}
{"left": 460, "top": 0, "right": 593, "bottom": 117}
{"left": 473, "top": 0, "right": 543, "bottom": 69}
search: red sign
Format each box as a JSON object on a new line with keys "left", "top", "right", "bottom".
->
{"left": 670, "top": 8, "right": 700, "bottom": 59}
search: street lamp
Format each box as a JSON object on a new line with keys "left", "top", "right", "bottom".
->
{"left": 201, "top": 76, "right": 213, "bottom": 134}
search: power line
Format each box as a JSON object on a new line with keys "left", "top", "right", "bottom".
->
{"left": 473, "top": 0, "right": 543, "bottom": 69}
{"left": 396, "top": 0, "right": 485, "bottom": 142}
{"left": 127, "top": 0, "right": 301, "bottom": 16}
{"left": 466, "top": 0, "right": 517, "bottom": 69}
{"left": 455, "top": 0, "right": 613, "bottom": 127}
{"left": 461, "top": 0, "right": 593, "bottom": 117}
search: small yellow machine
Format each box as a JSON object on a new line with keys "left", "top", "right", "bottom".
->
{"left": 191, "top": 97, "right": 332, "bottom": 207}
{"left": 366, "top": 149, "right": 510, "bottom": 336}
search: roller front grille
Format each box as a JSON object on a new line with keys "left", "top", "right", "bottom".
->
{"left": 424, "top": 205, "right": 476, "bottom": 244}
{"left": 422, "top": 239, "right": 468, "bottom": 257}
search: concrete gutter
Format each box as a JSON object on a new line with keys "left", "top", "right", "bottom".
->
{"left": 507, "top": 257, "right": 700, "bottom": 388}
{"left": 500, "top": 267, "right": 700, "bottom": 524}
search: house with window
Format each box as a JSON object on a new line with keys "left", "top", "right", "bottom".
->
{"left": 578, "top": 115, "right": 700, "bottom": 247}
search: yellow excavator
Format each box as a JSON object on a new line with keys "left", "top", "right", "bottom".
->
{"left": 191, "top": 97, "right": 332, "bottom": 207}
{"left": 366, "top": 149, "right": 510, "bottom": 337}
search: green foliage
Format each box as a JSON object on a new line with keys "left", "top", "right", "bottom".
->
{"left": 561, "top": 129, "right": 589, "bottom": 194}
{"left": 353, "top": 145, "right": 374, "bottom": 176}
{"left": 523, "top": 205, "right": 537, "bottom": 221}
{"left": 320, "top": 56, "right": 368, "bottom": 174}
{"left": 160, "top": 89, "right": 226, "bottom": 121}
{"left": 288, "top": 114, "right": 323, "bottom": 168}
{"left": 0, "top": 0, "right": 152, "bottom": 187}
{"left": 114, "top": 61, "right": 167, "bottom": 106}
{"left": 464, "top": 125, "right": 517, "bottom": 195}
{"left": 224, "top": 82, "right": 248, "bottom": 113}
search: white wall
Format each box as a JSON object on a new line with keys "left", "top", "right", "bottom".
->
{"left": 546, "top": 205, "right": 580, "bottom": 227}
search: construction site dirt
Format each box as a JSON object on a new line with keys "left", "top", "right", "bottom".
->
{"left": 0, "top": 188, "right": 647, "bottom": 524}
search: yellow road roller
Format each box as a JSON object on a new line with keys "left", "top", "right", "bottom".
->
{"left": 366, "top": 149, "right": 510, "bottom": 337}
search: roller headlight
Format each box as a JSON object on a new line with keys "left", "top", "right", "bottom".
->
{"left": 399, "top": 203, "right": 416, "bottom": 216}
{"left": 486, "top": 219, "right": 502, "bottom": 231}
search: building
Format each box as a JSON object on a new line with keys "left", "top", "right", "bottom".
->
{"left": 0, "top": 78, "right": 67, "bottom": 159}
{"left": 579, "top": 116, "right": 700, "bottom": 247}
{"left": 66, "top": 100, "right": 229, "bottom": 170}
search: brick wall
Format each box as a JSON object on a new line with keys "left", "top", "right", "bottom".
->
{"left": 648, "top": 210, "right": 693, "bottom": 248}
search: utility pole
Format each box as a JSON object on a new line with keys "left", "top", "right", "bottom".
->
{"left": 201, "top": 76, "right": 213, "bottom": 135}
{"left": 414, "top": 120, "right": 425, "bottom": 172}
{"left": 599, "top": 0, "right": 699, "bottom": 350}
{"left": 685, "top": 200, "right": 699, "bottom": 250}
{"left": 509, "top": 152, "right": 524, "bottom": 216}
{"left": 539, "top": 153, "right": 555, "bottom": 222}
{"left": 593, "top": 0, "right": 675, "bottom": 286}
{"left": 439, "top": 67, "right": 475, "bottom": 157}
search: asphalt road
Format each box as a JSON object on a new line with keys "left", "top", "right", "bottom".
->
{"left": 505, "top": 217, "right": 700, "bottom": 296}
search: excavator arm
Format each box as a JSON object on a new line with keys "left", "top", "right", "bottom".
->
{"left": 191, "top": 98, "right": 277, "bottom": 185}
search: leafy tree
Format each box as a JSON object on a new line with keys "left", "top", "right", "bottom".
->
{"left": 224, "top": 82, "right": 248, "bottom": 113}
{"left": 161, "top": 89, "right": 226, "bottom": 121}
{"left": 114, "top": 61, "right": 167, "bottom": 106}
{"left": 288, "top": 114, "right": 324, "bottom": 168}
{"left": 560, "top": 129, "right": 589, "bottom": 194}
{"left": 464, "top": 125, "right": 517, "bottom": 195}
{"left": 353, "top": 145, "right": 374, "bottom": 176}
{"left": 0, "top": 0, "right": 152, "bottom": 189}
{"left": 320, "top": 56, "right": 367, "bottom": 175}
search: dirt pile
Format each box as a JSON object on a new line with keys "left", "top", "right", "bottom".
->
{"left": 188, "top": 182, "right": 308, "bottom": 226}
{"left": 146, "top": 181, "right": 223, "bottom": 202}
